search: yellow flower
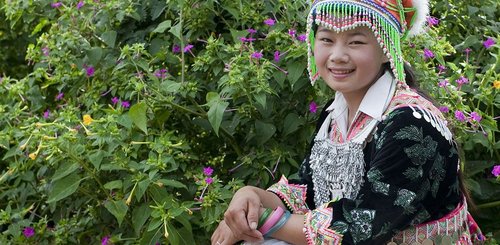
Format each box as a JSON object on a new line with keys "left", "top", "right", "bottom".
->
{"left": 494, "top": 80, "right": 500, "bottom": 89}
{"left": 83, "top": 114, "right": 93, "bottom": 125}
{"left": 28, "top": 153, "right": 37, "bottom": 160}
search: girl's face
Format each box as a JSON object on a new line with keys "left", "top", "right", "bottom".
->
{"left": 314, "top": 26, "right": 388, "bottom": 99}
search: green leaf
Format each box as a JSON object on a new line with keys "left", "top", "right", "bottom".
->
{"left": 169, "top": 22, "right": 182, "bottom": 40}
{"left": 88, "top": 150, "right": 105, "bottom": 170}
{"left": 104, "top": 200, "right": 129, "bottom": 227}
{"left": 254, "top": 93, "right": 267, "bottom": 109}
{"left": 117, "top": 113, "right": 132, "bottom": 129}
{"left": 153, "top": 20, "right": 171, "bottom": 33}
{"left": 206, "top": 93, "right": 228, "bottom": 136}
{"left": 150, "top": 0, "right": 167, "bottom": 20}
{"left": 147, "top": 218, "right": 163, "bottom": 232}
{"left": 283, "top": 113, "right": 303, "bottom": 136}
{"left": 86, "top": 47, "right": 103, "bottom": 65}
{"left": 255, "top": 120, "right": 276, "bottom": 145}
{"left": 157, "top": 179, "right": 187, "bottom": 189}
{"left": 160, "top": 80, "right": 182, "bottom": 93}
{"left": 287, "top": 61, "right": 306, "bottom": 87}
{"left": 129, "top": 102, "right": 148, "bottom": 134}
{"left": 31, "top": 18, "right": 49, "bottom": 36}
{"left": 47, "top": 173, "right": 82, "bottom": 203}
{"left": 104, "top": 180, "right": 123, "bottom": 190}
{"left": 136, "top": 179, "right": 151, "bottom": 201}
{"left": 132, "top": 204, "right": 152, "bottom": 236}
{"left": 51, "top": 162, "right": 79, "bottom": 182}
{"left": 101, "top": 31, "right": 117, "bottom": 48}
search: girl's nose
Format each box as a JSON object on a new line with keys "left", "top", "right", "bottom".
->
{"left": 328, "top": 45, "right": 349, "bottom": 63}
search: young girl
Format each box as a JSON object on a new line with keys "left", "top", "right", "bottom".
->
{"left": 211, "top": 0, "right": 484, "bottom": 244}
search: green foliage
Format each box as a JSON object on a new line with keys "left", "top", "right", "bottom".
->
{"left": 0, "top": 0, "right": 498, "bottom": 244}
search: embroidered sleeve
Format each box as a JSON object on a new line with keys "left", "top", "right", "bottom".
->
{"left": 303, "top": 204, "right": 343, "bottom": 244}
{"left": 323, "top": 107, "right": 461, "bottom": 244}
{"left": 267, "top": 175, "right": 309, "bottom": 214}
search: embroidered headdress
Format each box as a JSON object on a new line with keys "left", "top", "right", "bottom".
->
{"left": 307, "top": 0, "right": 429, "bottom": 84}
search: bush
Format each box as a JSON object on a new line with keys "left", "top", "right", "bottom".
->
{"left": 0, "top": 0, "right": 498, "bottom": 244}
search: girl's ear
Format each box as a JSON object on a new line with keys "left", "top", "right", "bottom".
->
{"left": 382, "top": 55, "right": 389, "bottom": 63}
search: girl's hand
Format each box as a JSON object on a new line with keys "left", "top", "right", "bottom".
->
{"left": 211, "top": 220, "right": 240, "bottom": 245}
{"left": 223, "top": 186, "right": 264, "bottom": 242}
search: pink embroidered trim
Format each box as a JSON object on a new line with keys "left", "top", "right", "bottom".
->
{"left": 389, "top": 198, "right": 484, "bottom": 244}
{"left": 303, "top": 205, "right": 343, "bottom": 245}
{"left": 267, "top": 175, "right": 309, "bottom": 214}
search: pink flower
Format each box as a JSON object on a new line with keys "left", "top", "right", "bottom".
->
{"left": 76, "top": 1, "right": 84, "bottom": 9}
{"left": 483, "top": 37, "right": 495, "bottom": 49}
{"left": 121, "top": 101, "right": 130, "bottom": 108}
{"left": 423, "top": 48, "right": 434, "bottom": 59}
{"left": 101, "top": 235, "right": 110, "bottom": 245}
{"left": 85, "top": 65, "right": 95, "bottom": 77}
{"left": 456, "top": 76, "right": 469, "bottom": 85}
{"left": 470, "top": 112, "right": 482, "bottom": 122}
{"left": 438, "top": 79, "right": 449, "bottom": 87}
{"left": 42, "top": 46, "right": 50, "bottom": 56}
{"left": 274, "top": 51, "right": 281, "bottom": 62}
{"left": 247, "top": 28, "right": 257, "bottom": 34}
{"left": 203, "top": 167, "right": 214, "bottom": 176}
{"left": 309, "top": 101, "right": 317, "bottom": 113}
{"left": 51, "top": 2, "right": 62, "bottom": 8}
{"left": 251, "top": 51, "right": 263, "bottom": 59}
{"left": 438, "top": 106, "right": 449, "bottom": 113}
{"left": 464, "top": 48, "right": 472, "bottom": 55}
{"left": 263, "top": 18, "right": 276, "bottom": 26}
{"left": 56, "top": 92, "right": 64, "bottom": 100}
{"left": 205, "top": 177, "right": 213, "bottom": 185}
{"left": 288, "top": 29, "right": 296, "bottom": 38}
{"left": 111, "top": 97, "right": 119, "bottom": 105}
{"left": 492, "top": 165, "right": 500, "bottom": 177}
{"left": 427, "top": 16, "right": 440, "bottom": 27}
{"left": 43, "top": 109, "right": 50, "bottom": 119}
{"left": 183, "top": 44, "right": 194, "bottom": 53}
{"left": 172, "top": 45, "right": 181, "bottom": 53}
{"left": 239, "top": 37, "right": 256, "bottom": 42}
{"left": 23, "top": 227, "right": 35, "bottom": 238}
{"left": 297, "top": 34, "right": 307, "bottom": 42}
{"left": 154, "top": 68, "right": 168, "bottom": 79}
{"left": 455, "top": 110, "right": 466, "bottom": 122}
{"left": 437, "top": 65, "right": 446, "bottom": 73}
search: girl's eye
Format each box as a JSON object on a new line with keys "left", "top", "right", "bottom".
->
{"left": 350, "top": 41, "right": 365, "bottom": 45}
{"left": 320, "top": 38, "right": 332, "bottom": 43}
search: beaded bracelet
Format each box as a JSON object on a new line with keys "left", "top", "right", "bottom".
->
{"left": 258, "top": 206, "right": 284, "bottom": 235}
{"left": 263, "top": 210, "right": 291, "bottom": 238}
{"left": 258, "top": 208, "right": 272, "bottom": 228}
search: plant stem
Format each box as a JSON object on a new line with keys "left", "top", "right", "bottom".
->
{"left": 477, "top": 200, "right": 500, "bottom": 209}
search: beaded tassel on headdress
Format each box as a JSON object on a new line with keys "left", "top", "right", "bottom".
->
{"left": 307, "top": 0, "right": 429, "bottom": 85}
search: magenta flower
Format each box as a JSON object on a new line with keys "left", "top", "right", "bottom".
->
{"left": 492, "top": 165, "right": 500, "bottom": 177}
{"left": 423, "top": 48, "right": 434, "bottom": 59}
{"left": 456, "top": 76, "right": 469, "bottom": 85}
{"left": 23, "top": 227, "right": 35, "bottom": 238}
{"left": 76, "top": 1, "right": 84, "bottom": 9}
{"left": 251, "top": 51, "right": 263, "bottom": 59}
{"left": 121, "top": 101, "right": 130, "bottom": 108}
{"left": 464, "top": 48, "right": 472, "bottom": 55}
{"left": 239, "top": 37, "right": 256, "bottom": 43}
{"left": 264, "top": 18, "right": 276, "bottom": 26}
{"left": 483, "top": 37, "right": 495, "bottom": 49}
{"left": 51, "top": 2, "right": 62, "bottom": 8}
{"left": 247, "top": 28, "right": 257, "bottom": 34}
{"left": 203, "top": 167, "right": 214, "bottom": 176}
{"left": 274, "top": 51, "right": 281, "bottom": 62}
{"left": 288, "top": 29, "right": 296, "bottom": 37}
{"left": 455, "top": 110, "right": 466, "bottom": 122}
{"left": 42, "top": 46, "right": 50, "bottom": 56}
{"left": 309, "top": 101, "right": 317, "bottom": 113}
{"left": 85, "top": 65, "right": 95, "bottom": 77}
{"left": 438, "top": 79, "right": 449, "bottom": 87}
{"left": 437, "top": 65, "right": 446, "bottom": 73}
{"left": 470, "top": 112, "right": 482, "bottom": 122}
{"left": 101, "top": 235, "right": 110, "bottom": 245}
{"left": 427, "top": 16, "right": 439, "bottom": 27}
{"left": 172, "top": 44, "right": 181, "bottom": 53}
{"left": 297, "top": 34, "right": 307, "bottom": 42}
{"left": 56, "top": 92, "right": 64, "bottom": 100}
{"left": 439, "top": 106, "right": 449, "bottom": 113}
{"left": 111, "top": 97, "right": 119, "bottom": 105}
{"left": 205, "top": 177, "right": 213, "bottom": 185}
{"left": 154, "top": 68, "right": 168, "bottom": 79}
{"left": 43, "top": 109, "right": 50, "bottom": 119}
{"left": 183, "top": 44, "right": 194, "bottom": 53}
